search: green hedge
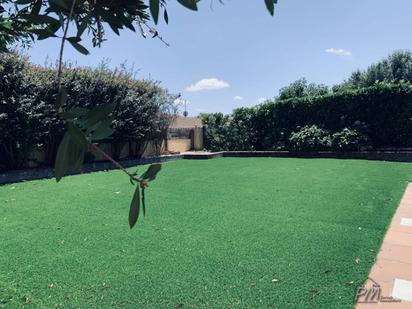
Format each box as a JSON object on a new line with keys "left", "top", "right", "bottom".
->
{"left": 202, "top": 81, "right": 412, "bottom": 151}
{"left": 0, "top": 53, "right": 176, "bottom": 171}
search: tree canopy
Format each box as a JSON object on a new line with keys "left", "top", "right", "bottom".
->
{"left": 344, "top": 50, "right": 412, "bottom": 88}
{"left": 1, "top": 0, "right": 278, "bottom": 52}
{"left": 278, "top": 78, "right": 329, "bottom": 100}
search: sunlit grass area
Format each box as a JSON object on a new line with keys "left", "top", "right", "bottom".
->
{"left": 1, "top": 158, "right": 411, "bottom": 308}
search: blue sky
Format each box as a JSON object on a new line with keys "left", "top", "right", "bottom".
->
{"left": 25, "top": 0, "right": 412, "bottom": 115}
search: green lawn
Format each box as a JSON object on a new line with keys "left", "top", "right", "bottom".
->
{"left": 1, "top": 158, "right": 412, "bottom": 308}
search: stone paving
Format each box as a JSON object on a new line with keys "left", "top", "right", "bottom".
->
{"left": 357, "top": 183, "right": 412, "bottom": 308}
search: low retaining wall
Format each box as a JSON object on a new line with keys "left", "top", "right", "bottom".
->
{"left": 223, "top": 151, "right": 412, "bottom": 162}
{"left": 182, "top": 151, "right": 412, "bottom": 161}
{"left": 3, "top": 151, "right": 412, "bottom": 185}
{"left": 183, "top": 152, "right": 224, "bottom": 160}
{"left": 0, "top": 154, "right": 183, "bottom": 185}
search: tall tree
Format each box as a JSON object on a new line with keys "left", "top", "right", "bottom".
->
{"left": 345, "top": 50, "right": 412, "bottom": 88}
{"left": 278, "top": 78, "right": 329, "bottom": 100}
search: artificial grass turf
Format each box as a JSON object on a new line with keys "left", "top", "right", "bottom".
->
{"left": 1, "top": 158, "right": 412, "bottom": 308}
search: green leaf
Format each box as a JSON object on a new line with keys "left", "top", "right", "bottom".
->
{"left": 129, "top": 186, "right": 140, "bottom": 228}
{"left": 15, "top": 0, "right": 33, "bottom": 5}
{"left": 55, "top": 130, "right": 72, "bottom": 182}
{"left": 22, "top": 14, "right": 60, "bottom": 24}
{"left": 67, "top": 36, "right": 81, "bottom": 43}
{"left": 164, "top": 9, "right": 169, "bottom": 24}
{"left": 67, "top": 38, "right": 89, "bottom": 55}
{"left": 55, "top": 126, "right": 85, "bottom": 182}
{"left": 90, "top": 117, "right": 114, "bottom": 140}
{"left": 141, "top": 164, "right": 162, "bottom": 182}
{"left": 54, "top": 123, "right": 88, "bottom": 182}
{"left": 72, "top": 147, "right": 85, "bottom": 170}
{"left": 265, "top": 0, "right": 275, "bottom": 15}
{"left": 49, "top": 0, "right": 69, "bottom": 10}
{"left": 31, "top": 0, "right": 42, "bottom": 15}
{"left": 31, "top": 28, "right": 57, "bottom": 40}
{"left": 149, "top": 0, "right": 159, "bottom": 24}
{"left": 80, "top": 103, "right": 116, "bottom": 129}
{"left": 59, "top": 107, "right": 89, "bottom": 120}
{"left": 55, "top": 86, "right": 67, "bottom": 109}
{"left": 47, "top": 21, "right": 62, "bottom": 34}
{"left": 77, "top": 19, "right": 89, "bottom": 37}
{"left": 176, "top": 0, "right": 197, "bottom": 11}
{"left": 108, "top": 23, "right": 121, "bottom": 35}
{"left": 67, "top": 122, "right": 88, "bottom": 149}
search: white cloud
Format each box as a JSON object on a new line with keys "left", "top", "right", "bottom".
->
{"left": 257, "top": 97, "right": 267, "bottom": 104}
{"left": 186, "top": 78, "right": 230, "bottom": 92}
{"left": 233, "top": 96, "right": 244, "bottom": 101}
{"left": 325, "top": 48, "right": 352, "bottom": 56}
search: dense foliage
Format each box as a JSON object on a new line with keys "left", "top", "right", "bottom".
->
{"left": 0, "top": 0, "right": 278, "bottom": 52}
{"left": 278, "top": 78, "right": 329, "bottom": 100}
{"left": 343, "top": 50, "right": 412, "bottom": 88}
{"left": 202, "top": 81, "right": 412, "bottom": 152}
{"left": 331, "top": 128, "right": 371, "bottom": 152}
{"left": 201, "top": 112, "right": 231, "bottom": 152}
{"left": 0, "top": 53, "right": 176, "bottom": 171}
{"left": 288, "top": 125, "right": 331, "bottom": 151}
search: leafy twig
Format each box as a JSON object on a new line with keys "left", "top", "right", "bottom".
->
{"left": 57, "top": 0, "right": 77, "bottom": 91}
{"left": 138, "top": 18, "right": 170, "bottom": 47}
{"left": 89, "top": 143, "right": 138, "bottom": 182}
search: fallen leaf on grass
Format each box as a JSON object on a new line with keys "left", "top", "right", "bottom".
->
{"left": 22, "top": 295, "right": 30, "bottom": 304}
{"left": 323, "top": 268, "right": 332, "bottom": 274}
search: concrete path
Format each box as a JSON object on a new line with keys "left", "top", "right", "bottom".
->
{"left": 357, "top": 183, "right": 412, "bottom": 308}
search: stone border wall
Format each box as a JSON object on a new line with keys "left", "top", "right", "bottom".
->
{"left": 0, "top": 154, "right": 183, "bottom": 185}
{"left": 183, "top": 151, "right": 412, "bottom": 162}
{"left": 222, "top": 151, "right": 412, "bottom": 162}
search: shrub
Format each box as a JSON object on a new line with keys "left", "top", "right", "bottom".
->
{"left": 227, "top": 107, "right": 257, "bottom": 150}
{"left": 201, "top": 112, "right": 231, "bottom": 151}
{"left": 278, "top": 78, "right": 329, "bottom": 100}
{"left": 344, "top": 50, "right": 412, "bottom": 88}
{"left": 201, "top": 108, "right": 258, "bottom": 151}
{"left": 203, "top": 81, "right": 412, "bottom": 152}
{"left": 269, "top": 81, "right": 410, "bottom": 148}
{"left": 331, "top": 128, "right": 371, "bottom": 151}
{"left": 288, "top": 125, "right": 331, "bottom": 151}
{"left": 0, "top": 53, "right": 177, "bottom": 171}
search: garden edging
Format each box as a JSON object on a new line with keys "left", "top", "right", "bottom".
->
{"left": 2, "top": 151, "right": 412, "bottom": 185}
